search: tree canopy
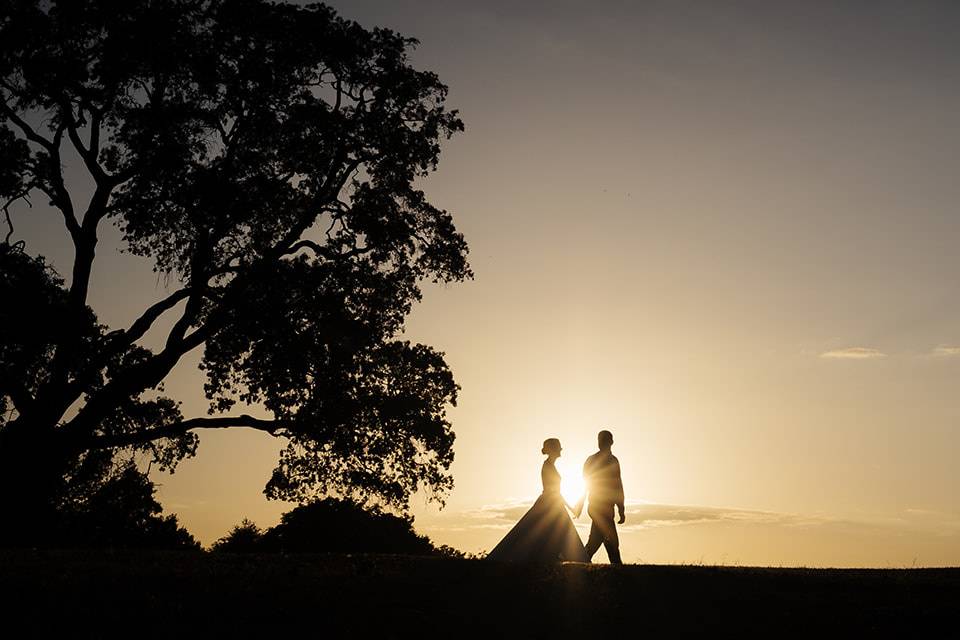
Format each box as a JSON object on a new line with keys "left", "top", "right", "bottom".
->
{"left": 0, "top": 0, "right": 469, "bottom": 540}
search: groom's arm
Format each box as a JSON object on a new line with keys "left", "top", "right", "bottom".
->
{"left": 575, "top": 458, "right": 590, "bottom": 518}
{"left": 572, "top": 495, "right": 584, "bottom": 518}
{"left": 614, "top": 459, "right": 625, "bottom": 523}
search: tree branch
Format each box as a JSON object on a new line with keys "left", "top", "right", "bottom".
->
{"left": 84, "top": 414, "right": 287, "bottom": 450}
{"left": 47, "top": 286, "right": 193, "bottom": 415}
{"left": 68, "top": 188, "right": 110, "bottom": 310}
{"left": 2, "top": 102, "right": 81, "bottom": 238}
{"left": 164, "top": 275, "right": 209, "bottom": 350}
{"left": 46, "top": 123, "right": 80, "bottom": 237}
{"left": 62, "top": 320, "right": 215, "bottom": 438}
{"left": 272, "top": 158, "right": 360, "bottom": 256}
{"left": 62, "top": 99, "right": 109, "bottom": 185}
{"left": 2, "top": 190, "right": 30, "bottom": 245}
{"left": 284, "top": 238, "right": 373, "bottom": 261}
{"left": 0, "top": 99, "right": 55, "bottom": 152}
{"left": 104, "top": 287, "right": 193, "bottom": 350}
{"left": 88, "top": 107, "right": 102, "bottom": 161}
{"left": 284, "top": 239, "right": 325, "bottom": 256}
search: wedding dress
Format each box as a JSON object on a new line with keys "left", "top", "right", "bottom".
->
{"left": 486, "top": 460, "right": 588, "bottom": 562}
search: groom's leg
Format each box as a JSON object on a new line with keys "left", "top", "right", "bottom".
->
{"left": 603, "top": 535, "right": 622, "bottom": 565}
{"left": 592, "top": 511, "right": 622, "bottom": 564}
{"left": 586, "top": 505, "right": 620, "bottom": 563}
{"left": 584, "top": 520, "right": 603, "bottom": 560}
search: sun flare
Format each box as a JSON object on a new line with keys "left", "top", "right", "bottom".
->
{"left": 557, "top": 461, "right": 585, "bottom": 505}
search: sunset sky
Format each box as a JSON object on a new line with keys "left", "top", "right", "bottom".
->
{"left": 13, "top": 0, "right": 960, "bottom": 566}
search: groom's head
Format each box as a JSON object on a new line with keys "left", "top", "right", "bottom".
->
{"left": 598, "top": 430, "right": 613, "bottom": 451}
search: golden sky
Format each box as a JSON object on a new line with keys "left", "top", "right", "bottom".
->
{"left": 14, "top": 0, "right": 960, "bottom": 565}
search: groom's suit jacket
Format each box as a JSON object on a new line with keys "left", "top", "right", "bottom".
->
{"left": 583, "top": 451, "right": 624, "bottom": 513}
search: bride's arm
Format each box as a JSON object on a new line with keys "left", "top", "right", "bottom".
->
{"left": 561, "top": 492, "right": 584, "bottom": 515}
{"left": 569, "top": 495, "right": 584, "bottom": 517}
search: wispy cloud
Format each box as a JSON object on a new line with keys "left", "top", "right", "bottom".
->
{"left": 932, "top": 345, "right": 960, "bottom": 357}
{"left": 819, "top": 347, "right": 886, "bottom": 360}
{"left": 442, "top": 500, "right": 825, "bottom": 533}
{"left": 465, "top": 502, "right": 534, "bottom": 523}
{"left": 425, "top": 501, "right": 960, "bottom": 537}
{"left": 618, "top": 503, "right": 823, "bottom": 531}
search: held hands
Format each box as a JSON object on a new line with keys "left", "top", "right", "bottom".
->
{"left": 571, "top": 496, "right": 585, "bottom": 519}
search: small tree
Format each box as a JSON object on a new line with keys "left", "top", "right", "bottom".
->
{"left": 0, "top": 0, "right": 469, "bottom": 543}
{"left": 211, "top": 518, "right": 264, "bottom": 553}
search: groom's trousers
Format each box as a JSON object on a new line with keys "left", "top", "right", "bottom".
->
{"left": 584, "top": 503, "right": 622, "bottom": 564}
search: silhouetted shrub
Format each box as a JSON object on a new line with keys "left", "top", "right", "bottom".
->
{"left": 211, "top": 519, "right": 264, "bottom": 553}
{"left": 213, "top": 498, "right": 462, "bottom": 557}
{"left": 51, "top": 463, "right": 200, "bottom": 550}
{"left": 434, "top": 544, "right": 470, "bottom": 559}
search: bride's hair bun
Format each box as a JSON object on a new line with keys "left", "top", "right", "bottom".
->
{"left": 542, "top": 438, "right": 560, "bottom": 455}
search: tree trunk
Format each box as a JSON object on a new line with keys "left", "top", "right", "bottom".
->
{"left": 0, "top": 420, "right": 72, "bottom": 547}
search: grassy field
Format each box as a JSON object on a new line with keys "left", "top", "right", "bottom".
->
{"left": 1, "top": 551, "right": 957, "bottom": 638}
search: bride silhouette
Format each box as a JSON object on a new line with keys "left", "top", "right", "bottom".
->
{"left": 486, "top": 438, "right": 588, "bottom": 562}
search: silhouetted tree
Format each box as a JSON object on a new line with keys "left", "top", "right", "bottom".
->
{"left": 54, "top": 462, "right": 200, "bottom": 550}
{"left": 0, "top": 0, "right": 469, "bottom": 544}
{"left": 211, "top": 518, "right": 263, "bottom": 553}
{"left": 213, "top": 498, "right": 462, "bottom": 557}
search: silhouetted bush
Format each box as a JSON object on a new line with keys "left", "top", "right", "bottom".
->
{"left": 211, "top": 519, "right": 264, "bottom": 553}
{"left": 51, "top": 463, "right": 200, "bottom": 550}
{"left": 213, "top": 498, "right": 464, "bottom": 557}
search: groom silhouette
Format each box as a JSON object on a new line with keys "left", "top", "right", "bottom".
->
{"left": 581, "top": 430, "right": 625, "bottom": 564}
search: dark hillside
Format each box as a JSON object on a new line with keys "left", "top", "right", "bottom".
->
{"left": 1, "top": 551, "right": 956, "bottom": 638}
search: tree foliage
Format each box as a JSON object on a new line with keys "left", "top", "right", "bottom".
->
{"left": 0, "top": 0, "right": 469, "bottom": 540}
